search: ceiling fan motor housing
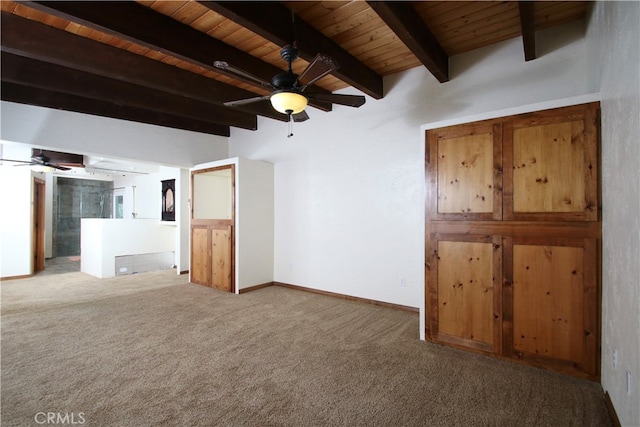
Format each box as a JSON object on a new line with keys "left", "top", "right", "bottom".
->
{"left": 271, "top": 72, "right": 298, "bottom": 90}
{"left": 272, "top": 44, "right": 301, "bottom": 90}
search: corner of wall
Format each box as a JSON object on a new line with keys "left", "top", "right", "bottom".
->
{"left": 588, "top": 1, "right": 640, "bottom": 426}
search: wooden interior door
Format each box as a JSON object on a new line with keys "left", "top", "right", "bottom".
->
{"left": 190, "top": 165, "right": 234, "bottom": 292}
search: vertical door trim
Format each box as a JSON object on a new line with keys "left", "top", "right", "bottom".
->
{"left": 33, "top": 177, "right": 46, "bottom": 273}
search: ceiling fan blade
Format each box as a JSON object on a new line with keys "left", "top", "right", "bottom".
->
{"left": 35, "top": 150, "right": 84, "bottom": 167}
{"left": 292, "top": 110, "right": 309, "bottom": 122}
{"left": 32, "top": 154, "right": 51, "bottom": 164}
{"left": 0, "top": 158, "right": 35, "bottom": 165}
{"left": 307, "top": 93, "right": 366, "bottom": 108}
{"left": 223, "top": 95, "right": 271, "bottom": 107}
{"left": 213, "top": 61, "right": 274, "bottom": 89}
{"left": 2, "top": 151, "right": 77, "bottom": 171}
{"left": 296, "top": 54, "right": 338, "bottom": 89}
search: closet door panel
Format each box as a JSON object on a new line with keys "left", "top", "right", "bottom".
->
{"left": 191, "top": 226, "right": 210, "bottom": 286}
{"left": 508, "top": 237, "right": 598, "bottom": 377}
{"left": 512, "top": 121, "right": 586, "bottom": 213}
{"left": 211, "top": 225, "right": 233, "bottom": 292}
{"left": 503, "top": 103, "right": 599, "bottom": 221}
{"left": 427, "top": 122, "right": 503, "bottom": 221}
{"left": 430, "top": 234, "right": 502, "bottom": 353}
{"left": 513, "top": 244, "right": 584, "bottom": 360}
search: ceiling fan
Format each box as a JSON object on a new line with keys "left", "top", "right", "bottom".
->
{"left": 0, "top": 149, "right": 77, "bottom": 171}
{"left": 214, "top": 44, "right": 365, "bottom": 136}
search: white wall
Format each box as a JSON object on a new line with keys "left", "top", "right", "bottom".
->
{"left": 229, "top": 21, "right": 593, "bottom": 314}
{"left": 0, "top": 142, "right": 60, "bottom": 276}
{"left": 43, "top": 172, "right": 54, "bottom": 258}
{"left": 177, "top": 168, "right": 190, "bottom": 273}
{"left": 586, "top": 2, "right": 640, "bottom": 425}
{"left": 0, "top": 102, "right": 228, "bottom": 168}
{"left": 159, "top": 166, "right": 190, "bottom": 275}
{"left": 236, "top": 157, "right": 274, "bottom": 290}
{"left": 0, "top": 163, "right": 33, "bottom": 278}
{"left": 113, "top": 172, "right": 162, "bottom": 220}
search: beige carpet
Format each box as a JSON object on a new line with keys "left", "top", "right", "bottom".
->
{"left": 1, "top": 269, "right": 612, "bottom": 426}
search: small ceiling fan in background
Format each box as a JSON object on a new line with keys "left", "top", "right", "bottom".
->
{"left": 214, "top": 44, "right": 366, "bottom": 137}
{"left": 0, "top": 149, "right": 84, "bottom": 171}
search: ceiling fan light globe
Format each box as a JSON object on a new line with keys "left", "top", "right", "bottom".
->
{"left": 270, "top": 91, "right": 308, "bottom": 115}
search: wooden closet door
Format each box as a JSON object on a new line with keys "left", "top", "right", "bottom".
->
{"left": 425, "top": 102, "right": 601, "bottom": 380}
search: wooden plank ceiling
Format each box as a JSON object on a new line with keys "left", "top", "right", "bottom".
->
{"left": 0, "top": 1, "right": 589, "bottom": 136}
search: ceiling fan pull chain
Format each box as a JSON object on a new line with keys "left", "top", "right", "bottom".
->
{"left": 287, "top": 112, "right": 294, "bottom": 138}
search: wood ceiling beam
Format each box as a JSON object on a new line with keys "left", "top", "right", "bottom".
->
{"left": 1, "top": 82, "right": 230, "bottom": 137}
{"left": 518, "top": 1, "right": 537, "bottom": 61}
{"left": 23, "top": 0, "right": 333, "bottom": 112}
{"left": 0, "top": 12, "right": 286, "bottom": 123}
{"left": 198, "top": 1, "right": 384, "bottom": 99}
{"left": 1, "top": 52, "right": 258, "bottom": 130}
{"left": 366, "top": 1, "right": 449, "bottom": 83}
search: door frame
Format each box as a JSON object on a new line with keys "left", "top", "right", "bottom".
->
{"left": 190, "top": 164, "right": 235, "bottom": 292}
{"left": 32, "top": 177, "right": 46, "bottom": 273}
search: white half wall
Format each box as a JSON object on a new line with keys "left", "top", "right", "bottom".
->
{"left": 81, "top": 219, "right": 175, "bottom": 278}
{"left": 228, "top": 21, "right": 593, "bottom": 315}
{"left": 587, "top": 2, "right": 640, "bottom": 425}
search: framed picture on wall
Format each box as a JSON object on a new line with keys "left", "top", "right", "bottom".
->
{"left": 161, "top": 179, "right": 175, "bottom": 221}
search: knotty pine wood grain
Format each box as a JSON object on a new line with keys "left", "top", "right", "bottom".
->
{"left": 425, "top": 102, "right": 601, "bottom": 380}
{"left": 191, "top": 226, "right": 211, "bottom": 286}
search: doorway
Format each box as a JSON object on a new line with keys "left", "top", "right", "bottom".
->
{"left": 190, "top": 165, "right": 235, "bottom": 292}
{"left": 54, "top": 177, "right": 112, "bottom": 257}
